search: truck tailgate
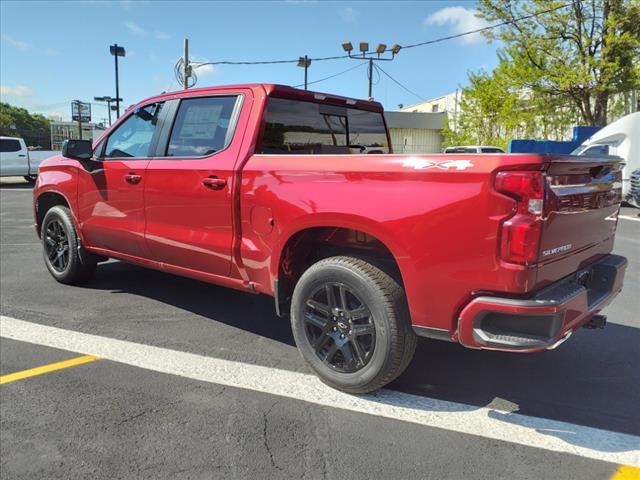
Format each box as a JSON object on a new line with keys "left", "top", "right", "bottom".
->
{"left": 536, "top": 155, "right": 623, "bottom": 287}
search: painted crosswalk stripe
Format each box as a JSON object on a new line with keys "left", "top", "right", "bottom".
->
{"left": 1, "top": 315, "right": 639, "bottom": 466}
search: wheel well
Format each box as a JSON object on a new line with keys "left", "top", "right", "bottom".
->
{"left": 35, "top": 192, "right": 69, "bottom": 233}
{"left": 275, "top": 227, "right": 403, "bottom": 316}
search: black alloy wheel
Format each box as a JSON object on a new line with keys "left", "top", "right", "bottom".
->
{"left": 40, "top": 205, "right": 97, "bottom": 284}
{"left": 304, "top": 282, "right": 376, "bottom": 373}
{"left": 44, "top": 218, "right": 70, "bottom": 272}
{"left": 291, "top": 256, "right": 416, "bottom": 393}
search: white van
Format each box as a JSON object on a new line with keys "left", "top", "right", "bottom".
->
{"left": 572, "top": 112, "right": 640, "bottom": 205}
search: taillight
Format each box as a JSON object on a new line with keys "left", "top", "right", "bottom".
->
{"left": 495, "top": 171, "right": 545, "bottom": 265}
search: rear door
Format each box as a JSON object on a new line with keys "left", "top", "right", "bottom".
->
{"left": 143, "top": 92, "right": 247, "bottom": 277}
{"left": 77, "top": 101, "right": 164, "bottom": 258}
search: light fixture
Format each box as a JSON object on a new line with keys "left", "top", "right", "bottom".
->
{"left": 342, "top": 41, "right": 353, "bottom": 53}
{"left": 375, "top": 43, "right": 387, "bottom": 54}
{"left": 391, "top": 44, "right": 402, "bottom": 55}
{"left": 109, "top": 45, "right": 126, "bottom": 57}
{"left": 359, "top": 42, "right": 369, "bottom": 53}
{"left": 297, "top": 56, "right": 311, "bottom": 67}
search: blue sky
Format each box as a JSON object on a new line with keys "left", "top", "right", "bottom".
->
{"left": 1, "top": 0, "right": 499, "bottom": 123}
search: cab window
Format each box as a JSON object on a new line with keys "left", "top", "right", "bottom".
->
{"left": 104, "top": 102, "right": 164, "bottom": 158}
{"left": 260, "top": 98, "right": 388, "bottom": 154}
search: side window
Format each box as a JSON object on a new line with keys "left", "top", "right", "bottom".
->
{"left": 104, "top": 102, "right": 163, "bottom": 158}
{"left": 166, "top": 96, "right": 238, "bottom": 157}
{"left": 481, "top": 148, "right": 504, "bottom": 153}
{"left": 1, "top": 139, "right": 21, "bottom": 153}
{"left": 260, "top": 98, "right": 388, "bottom": 154}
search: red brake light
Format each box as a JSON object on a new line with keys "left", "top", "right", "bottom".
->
{"left": 495, "top": 171, "right": 545, "bottom": 265}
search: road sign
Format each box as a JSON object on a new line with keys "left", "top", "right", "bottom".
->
{"left": 71, "top": 102, "right": 91, "bottom": 122}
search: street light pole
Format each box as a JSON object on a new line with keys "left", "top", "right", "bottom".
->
{"left": 114, "top": 49, "right": 120, "bottom": 117}
{"left": 73, "top": 100, "right": 82, "bottom": 140}
{"left": 368, "top": 57, "right": 373, "bottom": 99}
{"left": 297, "top": 56, "right": 312, "bottom": 90}
{"left": 341, "top": 41, "right": 401, "bottom": 99}
{"left": 109, "top": 44, "right": 126, "bottom": 119}
{"left": 94, "top": 96, "right": 121, "bottom": 126}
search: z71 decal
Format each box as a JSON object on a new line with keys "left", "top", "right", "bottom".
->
{"left": 402, "top": 158, "right": 475, "bottom": 171}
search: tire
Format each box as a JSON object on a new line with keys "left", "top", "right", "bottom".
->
{"left": 290, "top": 256, "right": 416, "bottom": 394}
{"left": 23, "top": 175, "right": 37, "bottom": 184}
{"left": 41, "top": 206, "right": 97, "bottom": 284}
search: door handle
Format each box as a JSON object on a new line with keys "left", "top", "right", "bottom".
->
{"left": 18, "top": 154, "right": 26, "bottom": 157}
{"left": 124, "top": 173, "right": 142, "bottom": 185}
{"left": 202, "top": 176, "right": 227, "bottom": 190}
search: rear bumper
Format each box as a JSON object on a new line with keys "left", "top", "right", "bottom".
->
{"left": 457, "top": 254, "right": 627, "bottom": 352}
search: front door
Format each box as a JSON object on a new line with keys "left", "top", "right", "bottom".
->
{"left": 144, "top": 94, "right": 244, "bottom": 277}
{"left": 0, "top": 138, "right": 26, "bottom": 176}
{"left": 77, "top": 102, "right": 164, "bottom": 259}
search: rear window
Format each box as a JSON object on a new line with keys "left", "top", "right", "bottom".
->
{"left": 260, "top": 98, "right": 388, "bottom": 154}
{"left": 480, "top": 147, "right": 504, "bottom": 153}
{"left": 0, "top": 139, "right": 21, "bottom": 153}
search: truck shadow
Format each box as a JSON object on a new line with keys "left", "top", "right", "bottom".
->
{"left": 389, "top": 328, "right": 640, "bottom": 439}
{"left": 88, "top": 260, "right": 639, "bottom": 442}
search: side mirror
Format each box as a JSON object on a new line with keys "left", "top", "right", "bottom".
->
{"left": 62, "top": 139, "right": 93, "bottom": 161}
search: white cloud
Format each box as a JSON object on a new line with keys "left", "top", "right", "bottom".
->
{"left": 1, "top": 34, "right": 31, "bottom": 51}
{"left": 424, "top": 6, "right": 490, "bottom": 44}
{"left": 123, "top": 20, "right": 146, "bottom": 35}
{"left": 0, "top": 85, "right": 35, "bottom": 97}
{"left": 155, "top": 31, "right": 170, "bottom": 40}
{"left": 194, "top": 63, "right": 215, "bottom": 77}
{"left": 191, "top": 57, "right": 216, "bottom": 78}
{"left": 340, "top": 6, "right": 359, "bottom": 23}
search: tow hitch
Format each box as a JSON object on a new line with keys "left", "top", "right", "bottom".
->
{"left": 583, "top": 314, "right": 607, "bottom": 329}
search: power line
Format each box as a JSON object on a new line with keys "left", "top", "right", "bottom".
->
{"left": 188, "top": 3, "right": 572, "bottom": 67}
{"left": 293, "top": 62, "right": 366, "bottom": 88}
{"left": 373, "top": 63, "right": 425, "bottom": 101}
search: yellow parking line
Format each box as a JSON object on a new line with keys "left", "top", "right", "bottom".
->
{"left": 611, "top": 466, "right": 640, "bottom": 480}
{"left": 0, "top": 355, "right": 100, "bottom": 385}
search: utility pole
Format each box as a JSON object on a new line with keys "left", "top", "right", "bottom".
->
{"left": 183, "top": 38, "right": 190, "bottom": 90}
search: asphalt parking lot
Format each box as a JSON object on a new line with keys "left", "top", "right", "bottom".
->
{"left": 1, "top": 178, "right": 639, "bottom": 479}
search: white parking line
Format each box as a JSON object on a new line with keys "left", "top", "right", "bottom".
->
{"left": 619, "top": 215, "right": 640, "bottom": 222}
{"left": 1, "top": 315, "right": 639, "bottom": 466}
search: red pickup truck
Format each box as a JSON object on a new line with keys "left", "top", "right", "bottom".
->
{"left": 33, "top": 84, "right": 627, "bottom": 393}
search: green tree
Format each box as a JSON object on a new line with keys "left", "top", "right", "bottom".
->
{"left": 478, "top": 0, "right": 640, "bottom": 126}
{"left": 0, "top": 103, "right": 51, "bottom": 149}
